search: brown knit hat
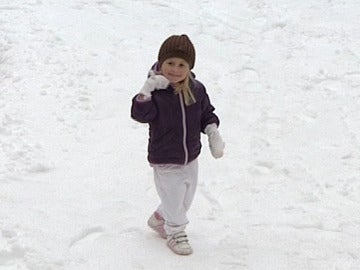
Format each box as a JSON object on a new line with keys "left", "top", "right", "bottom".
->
{"left": 158, "top": 34, "right": 196, "bottom": 69}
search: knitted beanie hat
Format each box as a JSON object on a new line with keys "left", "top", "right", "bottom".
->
{"left": 158, "top": 34, "right": 196, "bottom": 70}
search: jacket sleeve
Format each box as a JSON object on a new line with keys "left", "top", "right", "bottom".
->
{"left": 130, "top": 94, "right": 158, "bottom": 123}
{"left": 200, "top": 90, "right": 220, "bottom": 133}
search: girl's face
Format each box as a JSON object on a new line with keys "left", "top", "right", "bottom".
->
{"left": 160, "top": 57, "right": 190, "bottom": 84}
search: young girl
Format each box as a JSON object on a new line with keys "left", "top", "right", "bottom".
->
{"left": 131, "top": 34, "right": 225, "bottom": 255}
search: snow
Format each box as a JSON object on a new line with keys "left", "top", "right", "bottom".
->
{"left": 1, "top": 0, "right": 360, "bottom": 269}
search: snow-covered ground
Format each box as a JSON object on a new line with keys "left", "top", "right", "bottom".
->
{"left": 1, "top": 0, "right": 360, "bottom": 269}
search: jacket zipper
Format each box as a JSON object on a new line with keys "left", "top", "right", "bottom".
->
{"left": 179, "top": 93, "right": 188, "bottom": 165}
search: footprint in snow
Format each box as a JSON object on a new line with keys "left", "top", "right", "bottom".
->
{"left": 69, "top": 226, "right": 105, "bottom": 248}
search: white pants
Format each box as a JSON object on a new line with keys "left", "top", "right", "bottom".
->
{"left": 152, "top": 159, "right": 198, "bottom": 235}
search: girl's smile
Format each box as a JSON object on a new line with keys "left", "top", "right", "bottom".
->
{"left": 160, "top": 57, "right": 190, "bottom": 84}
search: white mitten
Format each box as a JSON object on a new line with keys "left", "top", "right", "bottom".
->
{"left": 205, "top": 123, "right": 225, "bottom": 159}
{"left": 139, "top": 71, "right": 170, "bottom": 98}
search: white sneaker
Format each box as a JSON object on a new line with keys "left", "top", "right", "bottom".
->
{"left": 167, "top": 231, "right": 193, "bottom": 255}
{"left": 147, "top": 212, "right": 167, "bottom": 239}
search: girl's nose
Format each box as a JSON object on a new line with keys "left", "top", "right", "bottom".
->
{"left": 172, "top": 65, "right": 180, "bottom": 73}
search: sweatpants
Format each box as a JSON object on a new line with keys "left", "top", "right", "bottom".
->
{"left": 152, "top": 159, "right": 198, "bottom": 236}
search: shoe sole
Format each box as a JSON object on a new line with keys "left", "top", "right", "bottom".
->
{"left": 167, "top": 241, "right": 193, "bottom": 255}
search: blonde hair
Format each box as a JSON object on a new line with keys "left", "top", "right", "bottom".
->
{"left": 174, "top": 72, "right": 196, "bottom": 106}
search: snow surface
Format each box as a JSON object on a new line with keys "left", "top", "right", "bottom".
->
{"left": 1, "top": 0, "right": 360, "bottom": 269}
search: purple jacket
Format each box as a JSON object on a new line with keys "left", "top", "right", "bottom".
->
{"left": 131, "top": 76, "right": 220, "bottom": 165}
